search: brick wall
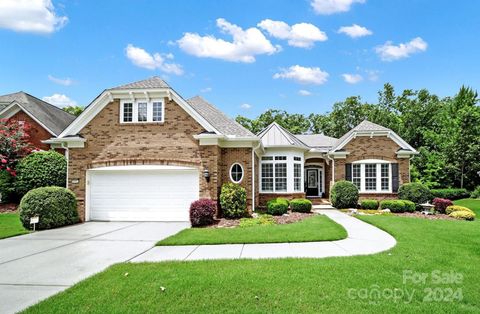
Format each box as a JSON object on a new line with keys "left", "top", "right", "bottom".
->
{"left": 68, "top": 98, "right": 224, "bottom": 220}
{"left": 333, "top": 136, "right": 410, "bottom": 196}
{"left": 9, "top": 111, "right": 52, "bottom": 151}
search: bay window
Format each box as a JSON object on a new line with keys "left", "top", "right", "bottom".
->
{"left": 260, "top": 155, "right": 303, "bottom": 193}
{"left": 121, "top": 100, "right": 164, "bottom": 123}
{"left": 349, "top": 161, "right": 392, "bottom": 193}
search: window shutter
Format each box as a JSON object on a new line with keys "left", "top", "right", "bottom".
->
{"left": 345, "top": 163, "right": 352, "bottom": 181}
{"left": 392, "top": 163, "right": 399, "bottom": 192}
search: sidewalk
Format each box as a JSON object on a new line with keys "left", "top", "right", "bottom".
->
{"left": 131, "top": 210, "right": 396, "bottom": 262}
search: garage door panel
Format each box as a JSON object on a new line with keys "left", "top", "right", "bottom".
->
{"left": 88, "top": 168, "right": 199, "bottom": 222}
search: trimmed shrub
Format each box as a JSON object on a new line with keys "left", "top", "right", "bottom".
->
{"left": 330, "top": 180, "right": 359, "bottom": 209}
{"left": 290, "top": 198, "right": 312, "bottom": 213}
{"left": 471, "top": 186, "right": 480, "bottom": 199}
{"left": 432, "top": 198, "right": 453, "bottom": 214}
{"left": 360, "top": 199, "right": 379, "bottom": 210}
{"left": 219, "top": 183, "right": 247, "bottom": 219}
{"left": 430, "top": 188, "right": 470, "bottom": 201}
{"left": 449, "top": 211, "right": 476, "bottom": 221}
{"left": 190, "top": 199, "right": 216, "bottom": 227}
{"left": 380, "top": 200, "right": 415, "bottom": 213}
{"left": 0, "top": 170, "right": 16, "bottom": 203}
{"left": 266, "top": 198, "right": 289, "bottom": 216}
{"left": 445, "top": 205, "right": 474, "bottom": 215}
{"left": 15, "top": 151, "right": 67, "bottom": 196}
{"left": 398, "top": 183, "right": 431, "bottom": 207}
{"left": 19, "top": 187, "right": 79, "bottom": 230}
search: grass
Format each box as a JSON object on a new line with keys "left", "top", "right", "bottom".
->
{"left": 157, "top": 215, "right": 347, "bottom": 246}
{"left": 23, "top": 199, "right": 480, "bottom": 313}
{"left": 453, "top": 199, "right": 480, "bottom": 215}
{"left": 0, "top": 213, "right": 29, "bottom": 239}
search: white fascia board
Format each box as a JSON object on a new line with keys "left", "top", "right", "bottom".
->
{"left": 328, "top": 151, "right": 349, "bottom": 159}
{"left": 0, "top": 101, "right": 57, "bottom": 136}
{"left": 60, "top": 88, "right": 221, "bottom": 138}
{"left": 88, "top": 165, "right": 197, "bottom": 171}
{"left": 42, "top": 137, "right": 86, "bottom": 148}
{"left": 262, "top": 144, "right": 309, "bottom": 151}
{"left": 332, "top": 130, "right": 417, "bottom": 153}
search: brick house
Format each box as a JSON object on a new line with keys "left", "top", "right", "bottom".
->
{"left": 0, "top": 91, "right": 76, "bottom": 150}
{"left": 47, "top": 77, "right": 418, "bottom": 222}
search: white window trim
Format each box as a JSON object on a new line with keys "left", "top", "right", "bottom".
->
{"left": 260, "top": 154, "right": 303, "bottom": 193}
{"left": 229, "top": 163, "right": 244, "bottom": 184}
{"left": 120, "top": 99, "right": 164, "bottom": 123}
{"left": 351, "top": 160, "right": 392, "bottom": 193}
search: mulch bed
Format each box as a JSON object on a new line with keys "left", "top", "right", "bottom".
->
{"left": 208, "top": 211, "right": 315, "bottom": 229}
{"left": 0, "top": 203, "right": 17, "bottom": 213}
{"left": 393, "top": 212, "right": 455, "bottom": 221}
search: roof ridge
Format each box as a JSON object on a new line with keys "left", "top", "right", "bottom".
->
{"left": 23, "top": 92, "right": 76, "bottom": 118}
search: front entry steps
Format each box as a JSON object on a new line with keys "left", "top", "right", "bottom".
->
{"left": 313, "top": 204, "right": 335, "bottom": 211}
{"left": 306, "top": 197, "right": 331, "bottom": 206}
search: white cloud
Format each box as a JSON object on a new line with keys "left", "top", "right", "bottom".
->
{"left": 375, "top": 37, "right": 428, "bottom": 61}
{"left": 258, "top": 19, "right": 327, "bottom": 48}
{"left": 200, "top": 87, "right": 212, "bottom": 93}
{"left": 342, "top": 73, "right": 363, "bottom": 84}
{"left": 42, "top": 94, "right": 77, "bottom": 108}
{"left": 365, "top": 69, "right": 380, "bottom": 81}
{"left": 311, "top": 0, "right": 365, "bottom": 15}
{"left": 338, "top": 24, "right": 372, "bottom": 38}
{"left": 240, "top": 103, "right": 252, "bottom": 109}
{"left": 0, "top": 0, "right": 67, "bottom": 34}
{"left": 48, "top": 75, "right": 73, "bottom": 86}
{"left": 273, "top": 65, "right": 329, "bottom": 85}
{"left": 177, "top": 18, "right": 280, "bottom": 63}
{"left": 125, "top": 44, "right": 184, "bottom": 75}
{"left": 298, "top": 90, "right": 312, "bottom": 96}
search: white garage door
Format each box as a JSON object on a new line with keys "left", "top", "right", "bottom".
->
{"left": 87, "top": 166, "right": 199, "bottom": 221}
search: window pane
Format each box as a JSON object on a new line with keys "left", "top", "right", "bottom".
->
{"left": 352, "top": 164, "right": 361, "bottom": 189}
{"left": 230, "top": 164, "right": 243, "bottom": 183}
{"left": 123, "top": 103, "right": 133, "bottom": 122}
{"left": 381, "top": 164, "right": 389, "bottom": 191}
{"left": 153, "top": 102, "right": 163, "bottom": 122}
{"left": 294, "top": 163, "right": 301, "bottom": 191}
{"left": 261, "top": 156, "right": 273, "bottom": 161}
{"left": 275, "top": 156, "right": 287, "bottom": 161}
{"left": 365, "top": 164, "right": 377, "bottom": 191}
{"left": 275, "top": 163, "right": 287, "bottom": 191}
{"left": 294, "top": 156, "right": 301, "bottom": 161}
{"left": 261, "top": 163, "right": 273, "bottom": 191}
{"left": 138, "top": 102, "right": 147, "bottom": 122}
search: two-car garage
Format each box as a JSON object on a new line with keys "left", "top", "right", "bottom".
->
{"left": 86, "top": 166, "right": 199, "bottom": 222}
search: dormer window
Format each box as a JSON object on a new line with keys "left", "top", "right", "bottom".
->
{"left": 120, "top": 100, "right": 164, "bottom": 123}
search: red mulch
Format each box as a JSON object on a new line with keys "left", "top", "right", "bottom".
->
{"left": 0, "top": 203, "right": 18, "bottom": 213}
{"left": 208, "top": 211, "right": 315, "bottom": 229}
{"left": 394, "top": 212, "right": 455, "bottom": 220}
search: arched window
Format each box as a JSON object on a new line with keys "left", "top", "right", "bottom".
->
{"left": 230, "top": 163, "right": 244, "bottom": 183}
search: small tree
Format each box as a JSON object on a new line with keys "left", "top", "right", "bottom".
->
{"left": 0, "top": 119, "right": 34, "bottom": 176}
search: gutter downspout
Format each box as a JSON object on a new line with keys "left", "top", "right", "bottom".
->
{"left": 61, "top": 142, "right": 69, "bottom": 189}
{"left": 326, "top": 154, "right": 335, "bottom": 196}
{"left": 252, "top": 142, "right": 261, "bottom": 212}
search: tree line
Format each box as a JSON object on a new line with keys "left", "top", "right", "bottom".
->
{"left": 235, "top": 84, "right": 480, "bottom": 190}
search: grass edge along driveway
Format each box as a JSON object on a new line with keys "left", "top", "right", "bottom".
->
{"left": 0, "top": 213, "right": 29, "bottom": 239}
{"left": 157, "top": 214, "right": 348, "bottom": 246}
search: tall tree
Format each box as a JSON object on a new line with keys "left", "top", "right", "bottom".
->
{"left": 63, "top": 105, "right": 84, "bottom": 117}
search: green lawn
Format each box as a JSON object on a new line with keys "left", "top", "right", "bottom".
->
{"left": 24, "top": 200, "right": 480, "bottom": 313}
{"left": 0, "top": 213, "right": 29, "bottom": 239}
{"left": 454, "top": 198, "right": 480, "bottom": 215}
{"left": 157, "top": 215, "right": 347, "bottom": 245}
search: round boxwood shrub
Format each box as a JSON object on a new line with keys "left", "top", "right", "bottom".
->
{"left": 220, "top": 183, "right": 247, "bottom": 219}
{"left": 290, "top": 198, "right": 312, "bottom": 213}
{"left": 330, "top": 180, "right": 359, "bottom": 209}
{"left": 189, "top": 199, "right": 216, "bottom": 227}
{"left": 398, "top": 183, "right": 431, "bottom": 207}
{"left": 15, "top": 151, "right": 67, "bottom": 196}
{"left": 380, "top": 200, "right": 415, "bottom": 213}
{"left": 266, "top": 198, "right": 289, "bottom": 215}
{"left": 360, "top": 199, "right": 379, "bottom": 210}
{"left": 19, "top": 186, "right": 79, "bottom": 230}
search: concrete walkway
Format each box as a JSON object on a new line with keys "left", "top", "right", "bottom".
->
{"left": 132, "top": 210, "right": 397, "bottom": 262}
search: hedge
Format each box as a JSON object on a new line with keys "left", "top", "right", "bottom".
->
{"left": 266, "top": 198, "right": 289, "bottom": 215}
{"left": 219, "top": 183, "right": 247, "bottom": 219}
{"left": 360, "top": 199, "right": 379, "bottom": 210}
{"left": 430, "top": 188, "right": 470, "bottom": 201}
{"left": 398, "top": 183, "right": 431, "bottom": 207}
{"left": 290, "top": 198, "right": 312, "bottom": 213}
{"left": 380, "top": 200, "right": 415, "bottom": 213}
{"left": 330, "top": 180, "right": 359, "bottom": 209}
{"left": 445, "top": 205, "right": 474, "bottom": 215}
{"left": 18, "top": 186, "right": 79, "bottom": 230}
{"left": 0, "top": 170, "right": 16, "bottom": 203}
{"left": 449, "top": 211, "right": 476, "bottom": 221}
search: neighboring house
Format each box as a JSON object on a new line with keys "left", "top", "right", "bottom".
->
{"left": 0, "top": 91, "right": 76, "bottom": 150}
{"left": 46, "top": 77, "right": 418, "bottom": 222}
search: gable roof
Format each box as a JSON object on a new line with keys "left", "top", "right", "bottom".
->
{"left": 187, "top": 96, "right": 255, "bottom": 138}
{"left": 294, "top": 134, "right": 338, "bottom": 151}
{"left": 109, "top": 76, "right": 170, "bottom": 90}
{"left": 0, "top": 91, "right": 76, "bottom": 136}
{"left": 331, "top": 119, "right": 417, "bottom": 153}
{"left": 258, "top": 122, "right": 309, "bottom": 149}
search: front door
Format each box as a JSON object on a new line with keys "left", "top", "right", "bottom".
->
{"left": 306, "top": 169, "right": 319, "bottom": 197}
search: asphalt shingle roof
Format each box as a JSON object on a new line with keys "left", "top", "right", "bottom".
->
{"left": 295, "top": 134, "right": 338, "bottom": 150}
{"left": 331, "top": 120, "right": 393, "bottom": 151}
{"left": 109, "top": 76, "right": 170, "bottom": 90}
{"left": 0, "top": 91, "right": 76, "bottom": 136}
{"left": 187, "top": 96, "right": 256, "bottom": 138}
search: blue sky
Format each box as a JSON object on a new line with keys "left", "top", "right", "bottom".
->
{"left": 1, "top": 0, "right": 479, "bottom": 118}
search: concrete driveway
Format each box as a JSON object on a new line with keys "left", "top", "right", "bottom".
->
{"left": 0, "top": 221, "right": 189, "bottom": 314}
